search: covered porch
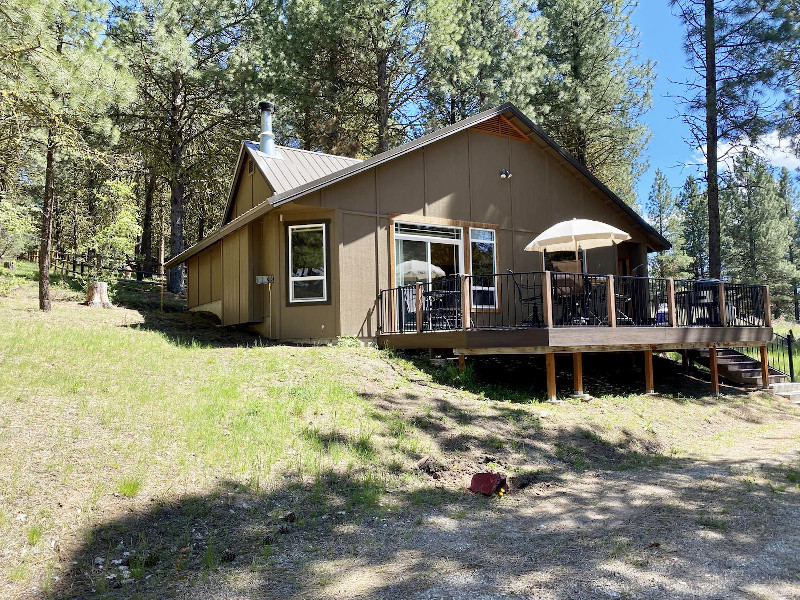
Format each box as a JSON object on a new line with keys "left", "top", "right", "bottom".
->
{"left": 377, "top": 271, "right": 776, "bottom": 400}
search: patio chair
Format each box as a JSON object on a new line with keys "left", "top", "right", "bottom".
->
{"left": 507, "top": 270, "right": 542, "bottom": 327}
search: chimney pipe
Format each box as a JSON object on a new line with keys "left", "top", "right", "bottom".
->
{"left": 258, "top": 100, "right": 276, "bottom": 156}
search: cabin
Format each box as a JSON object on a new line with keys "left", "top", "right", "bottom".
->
{"left": 166, "top": 101, "right": 775, "bottom": 398}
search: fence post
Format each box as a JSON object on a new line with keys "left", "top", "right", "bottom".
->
{"left": 606, "top": 275, "right": 616, "bottom": 327}
{"left": 788, "top": 330, "right": 795, "bottom": 383}
{"left": 542, "top": 271, "right": 554, "bottom": 328}
{"left": 461, "top": 275, "right": 471, "bottom": 331}
{"left": 415, "top": 283, "right": 423, "bottom": 333}
{"left": 667, "top": 278, "right": 677, "bottom": 327}
{"left": 718, "top": 282, "right": 727, "bottom": 327}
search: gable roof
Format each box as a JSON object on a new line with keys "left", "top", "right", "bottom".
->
{"left": 221, "top": 142, "right": 361, "bottom": 223}
{"left": 167, "top": 103, "right": 669, "bottom": 268}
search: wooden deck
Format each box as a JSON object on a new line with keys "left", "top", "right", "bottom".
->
{"left": 377, "top": 325, "right": 773, "bottom": 354}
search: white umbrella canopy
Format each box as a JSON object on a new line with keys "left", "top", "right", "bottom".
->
{"left": 524, "top": 218, "right": 631, "bottom": 254}
{"left": 398, "top": 260, "right": 446, "bottom": 283}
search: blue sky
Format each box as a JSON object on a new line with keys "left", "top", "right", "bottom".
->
{"left": 631, "top": 2, "right": 800, "bottom": 207}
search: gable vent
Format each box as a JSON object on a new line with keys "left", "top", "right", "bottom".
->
{"left": 471, "top": 114, "right": 530, "bottom": 142}
{"left": 248, "top": 158, "right": 253, "bottom": 174}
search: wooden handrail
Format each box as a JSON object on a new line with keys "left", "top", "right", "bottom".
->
{"left": 667, "top": 278, "right": 677, "bottom": 326}
{"left": 415, "top": 283, "right": 423, "bottom": 333}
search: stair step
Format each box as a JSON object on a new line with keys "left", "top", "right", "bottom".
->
{"left": 770, "top": 382, "right": 800, "bottom": 392}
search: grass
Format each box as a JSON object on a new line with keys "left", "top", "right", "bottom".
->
{"left": 2, "top": 261, "right": 800, "bottom": 598}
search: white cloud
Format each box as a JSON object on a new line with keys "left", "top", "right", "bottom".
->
{"left": 689, "top": 131, "right": 800, "bottom": 173}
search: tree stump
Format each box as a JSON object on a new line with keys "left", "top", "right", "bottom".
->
{"left": 85, "top": 282, "right": 114, "bottom": 308}
{"left": 3, "top": 261, "right": 15, "bottom": 270}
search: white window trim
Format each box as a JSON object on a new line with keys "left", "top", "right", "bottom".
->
{"left": 394, "top": 221, "right": 464, "bottom": 284}
{"left": 288, "top": 223, "right": 327, "bottom": 303}
{"left": 469, "top": 227, "right": 498, "bottom": 309}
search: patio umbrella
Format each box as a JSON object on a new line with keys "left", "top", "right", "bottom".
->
{"left": 524, "top": 218, "right": 631, "bottom": 264}
{"left": 398, "top": 260, "right": 446, "bottom": 283}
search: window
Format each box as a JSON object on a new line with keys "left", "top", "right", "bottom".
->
{"left": 288, "top": 223, "right": 327, "bottom": 303}
{"left": 393, "top": 222, "right": 462, "bottom": 286}
{"left": 470, "top": 228, "right": 497, "bottom": 308}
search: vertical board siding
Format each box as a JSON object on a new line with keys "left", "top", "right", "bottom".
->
{"left": 198, "top": 249, "right": 212, "bottom": 305}
{"left": 222, "top": 232, "right": 240, "bottom": 326}
{"left": 187, "top": 256, "right": 199, "bottom": 308}
{"left": 211, "top": 244, "right": 222, "bottom": 301}
{"left": 340, "top": 213, "right": 378, "bottom": 337}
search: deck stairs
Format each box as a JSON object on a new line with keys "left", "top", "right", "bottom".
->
{"left": 692, "top": 348, "right": 788, "bottom": 387}
{"left": 770, "top": 382, "right": 800, "bottom": 403}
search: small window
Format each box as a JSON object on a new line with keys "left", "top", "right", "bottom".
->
{"left": 288, "top": 223, "right": 327, "bottom": 303}
{"left": 470, "top": 228, "right": 497, "bottom": 308}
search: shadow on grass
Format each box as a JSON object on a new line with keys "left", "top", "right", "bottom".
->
{"left": 46, "top": 456, "right": 800, "bottom": 600}
{"left": 403, "top": 351, "right": 750, "bottom": 404}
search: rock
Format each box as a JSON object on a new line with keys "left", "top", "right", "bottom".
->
{"left": 417, "top": 456, "right": 447, "bottom": 475}
{"left": 278, "top": 511, "right": 296, "bottom": 523}
{"left": 93, "top": 557, "right": 105, "bottom": 567}
{"left": 220, "top": 550, "right": 236, "bottom": 563}
{"left": 508, "top": 471, "right": 541, "bottom": 490}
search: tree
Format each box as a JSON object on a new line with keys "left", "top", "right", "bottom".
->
{"left": 677, "top": 174, "right": 709, "bottom": 279}
{"left": 720, "top": 150, "right": 796, "bottom": 313}
{"left": 113, "top": 0, "right": 259, "bottom": 292}
{"left": 421, "top": 0, "right": 546, "bottom": 128}
{"left": 778, "top": 167, "right": 800, "bottom": 319}
{"left": 532, "top": 0, "right": 654, "bottom": 203}
{"left": 0, "top": 199, "right": 35, "bottom": 259}
{"left": 1, "top": 0, "right": 132, "bottom": 311}
{"left": 669, "top": 0, "right": 790, "bottom": 279}
{"left": 646, "top": 169, "right": 691, "bottom": 277}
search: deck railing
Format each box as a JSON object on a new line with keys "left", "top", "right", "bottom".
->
{"left": 377, "top": 271, "right": 771, "bottom": 334}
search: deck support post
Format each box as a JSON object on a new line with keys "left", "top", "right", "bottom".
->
{"left": 458, "top": 353, "right": 466, "bottom": 374}
{"left": 545, "top": 353, "right": 557, "bottom": 402}
{"left": 644, "top": 349, "right": 654, "bottom": 394}
{"left": 759, "top": 345, "right": 770, "bottom": 389}
{"left": 709, "top": 347, "right": 720, "bottom": 397}
{"left": 572, "top": 352, "right": 585, "bottom": 398}
{"left": 682, "top": 349, "right": 690, "bottom": 372}
{"left": 415, "top": 283, "right": 423, "bottom": 333}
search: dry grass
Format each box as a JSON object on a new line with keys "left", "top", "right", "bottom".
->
{"left": 1, "top": 262, "right": 800, "bottom": 600}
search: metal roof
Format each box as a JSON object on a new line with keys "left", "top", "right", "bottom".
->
{"left": 248, "top": 142, "right": 361, "bottom": 195}
{"left": 166, "top": 103, "right": 669, "bottom": 268}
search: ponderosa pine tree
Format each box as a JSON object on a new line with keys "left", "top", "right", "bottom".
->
{"left": 677, "top": 174, "right": 709, "bottom": 279}
{"left": 720, "top": 150, "right": 796, "bottom": 313}
{"left": 113, "top": 0, "right": 259, "bottom": 293}
{"left": 1, "top": 0, "right": 131, "bottom": 310}
{"left": 670, "top": 0, "right": 791, "bottom": 279}
{"left": 421, "top": 0, "right": 547, "bottom": 128}
{"left": 646, "top": 169, "right": 690, "bottom": 277}
{"left": 533, "top": 0, "right": 653, "bottom": 204}
{"left": 778, "top": 167, "right": 800, "bottom": 318}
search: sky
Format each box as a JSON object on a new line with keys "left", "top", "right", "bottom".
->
{"left": 630, "top": 2, "right": 800, "bottom": 206}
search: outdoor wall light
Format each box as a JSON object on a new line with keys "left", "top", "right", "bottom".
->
{"left": 499, "top": 169, "right": 512, "bottom": 179}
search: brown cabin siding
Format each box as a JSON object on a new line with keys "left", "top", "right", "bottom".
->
{"left": 189, "top": 125, "right": 653, "bottom": 340}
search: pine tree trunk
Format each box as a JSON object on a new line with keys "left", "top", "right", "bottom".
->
{"left": 39, "top": 126, "right": 57, "bottom": 312}
{"left": 705, "top": 0, "right": 721, "bottom": 279}
{"left": 139, "top": 168, "right": 155, "bottom": 280}
{"left": 376, "top": 54, "right": 389, "bottom": 153}
{"left": 167, "top": 70, "right": 185, "bottom": 294}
